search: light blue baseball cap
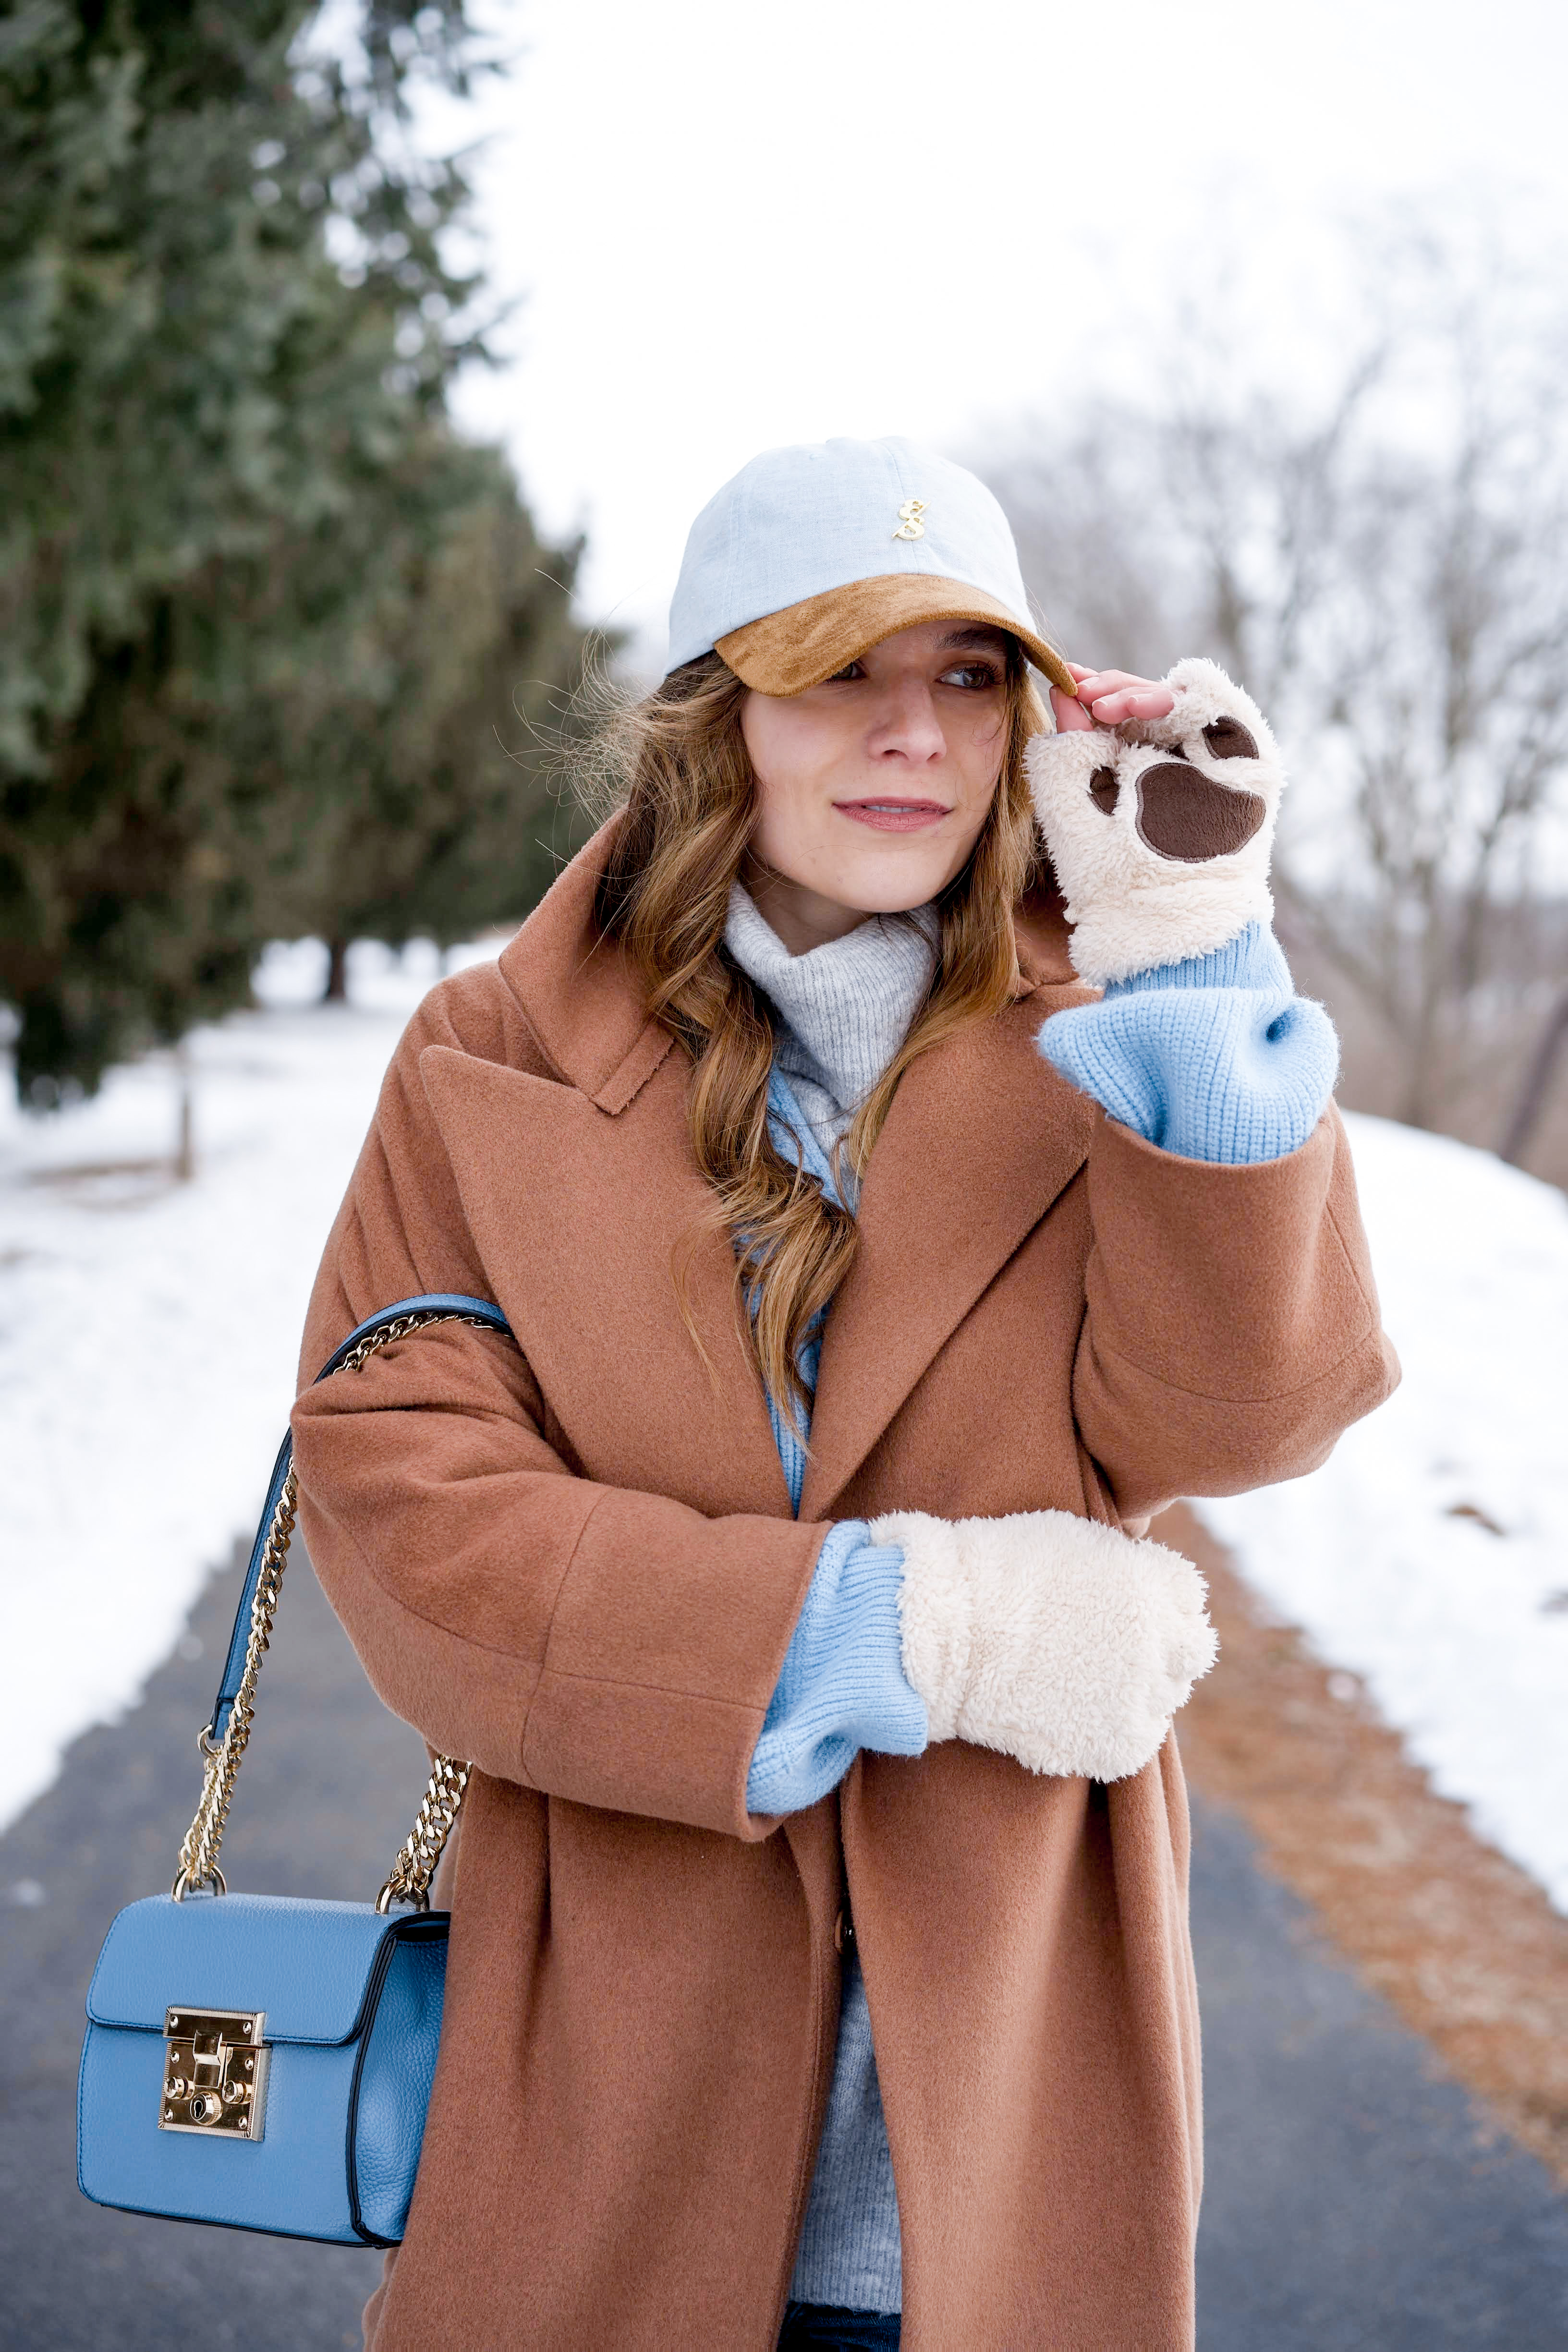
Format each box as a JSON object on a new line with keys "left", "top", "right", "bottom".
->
{"left": 667, "top": 435, "right": 1074, "bottom": 695}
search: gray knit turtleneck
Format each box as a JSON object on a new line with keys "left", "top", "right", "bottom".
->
{"left": 723, "top": 884, "right": 939, "bottom": 1180}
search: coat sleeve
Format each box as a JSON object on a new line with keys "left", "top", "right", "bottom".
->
{"left": 290, "top": 982, "right": 827, "bottom": 1843}
{"left": 1071, "top": 1102, "right": 1399, "bottom": 1522}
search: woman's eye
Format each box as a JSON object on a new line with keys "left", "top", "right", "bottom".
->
{"left": 828, "top": 659, "right": 867, "bottom": 682}
{"left": 938, "top": 662, "right": 999, "bottom": 691}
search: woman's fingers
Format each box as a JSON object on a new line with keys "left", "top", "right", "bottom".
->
{"left": 1050, "top": 683, "right": 1095, "bottom": 732}
{"left": 1057, "top": 667, "right": 1178, "bottom": 727}
{"left": 1090, "top": 686, "right": 1178, "bottom": 724}
{"left": 1078, "top": 671, "right": 1177, "bottom": 725}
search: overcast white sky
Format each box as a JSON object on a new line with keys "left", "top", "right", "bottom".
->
{"left": 435, "top": 0, "right": 1568, "bottom": 667}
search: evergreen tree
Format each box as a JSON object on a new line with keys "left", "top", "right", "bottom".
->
{"left": 0, "top": 0, "right": 587, "bottom": 1099}
{"left": 256, "top": 443, "right": 594, "bottom": 993}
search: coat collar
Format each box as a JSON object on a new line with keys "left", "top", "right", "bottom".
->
{"left": 496, "top": 825, "right": 675, "bottom": 1113}
{"left": 470, "top": 826, "right": 1096, "bottom": 1518}
{"left": 496, "top": 834, "right": 1086, "bottom": 1115}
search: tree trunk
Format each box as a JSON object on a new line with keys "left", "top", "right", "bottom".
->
{"left": 173, "top": 1041, "right": 195, "bottom": 1183}
{"left": 324, "top": 937, "right": 349, "bottom": 1002}
{"left": 1498, "top": 986, "right": 1568, "bottom": 1168}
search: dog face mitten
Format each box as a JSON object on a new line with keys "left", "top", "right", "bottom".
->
{"left": 1026, "top": 658, "right": 1282, "bottom": 987}
{"left": 1026, "top": 659, "right": 1338, "bottom": 1165}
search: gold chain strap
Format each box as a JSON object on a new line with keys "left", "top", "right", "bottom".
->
{"left": 373, "top": 1754, "right": 471, "bottom": 1916}
{"left": 171, "top": 1465, "right": 297, "bottom": 1900}
{"left": 172, "top": 1310, "right": 490, "bottom": 1911}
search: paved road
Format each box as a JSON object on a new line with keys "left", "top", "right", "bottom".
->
{"left": 3, "top": 1544, "right": 1567, "bottom": 2351}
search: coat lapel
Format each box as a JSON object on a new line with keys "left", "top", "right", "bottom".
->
{"left": 797, "top": 979, "right": 1098, "bottom": 1523}
{"left": 420, "top": 1043, "right": 794, "bottom": 1520}
{"left": 417, "top": 832, "right": 792, "bottom": 1520}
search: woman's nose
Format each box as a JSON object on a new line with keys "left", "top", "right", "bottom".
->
{"left": 867, "top": 683, "right": 945, "bottom": 763}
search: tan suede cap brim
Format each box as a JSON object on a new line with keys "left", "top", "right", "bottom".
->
{"left": 715, "top": 573, "right": 1077, "bottom": 698}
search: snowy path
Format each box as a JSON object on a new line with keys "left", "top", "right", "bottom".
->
{"left": 3, "top": 953, "right": 1567, "bottom": 1911}
{"left": 7, "top": 1539, "right": 1566, "bottom": 2350}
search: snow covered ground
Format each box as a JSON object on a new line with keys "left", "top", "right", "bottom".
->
{"left": 3, "top": 970, "right": 1567, "bottom": 1909}
{"left": 0, "top": 938, "right": 497, "bottom": 1843}
{"left": 1198, "top": 1115, "right": 1568, "bottom": 1910}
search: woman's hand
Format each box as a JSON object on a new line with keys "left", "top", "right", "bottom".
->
{"left": 1051, "top": 662, "right": 1176, "bottom": 733}
{"left": 1028, "top": 657, "right": 1286, "bottom": 986}
{"left": 871, "top": 1506, "right": 1217, "bottom": 1783}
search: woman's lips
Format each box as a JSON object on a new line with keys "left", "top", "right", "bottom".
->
{"left": 832, "top": 799, "right": 950, "bottom": 834}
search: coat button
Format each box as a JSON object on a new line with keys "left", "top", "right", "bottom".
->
{"left": 834, "top": 1908, "right": 854, "bottom": 1953}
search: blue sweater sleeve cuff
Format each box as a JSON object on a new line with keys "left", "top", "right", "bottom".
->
{"left": 1036, "top": 921, "right": 1339, "bottom": 1165}
{"left": 746, "top": 1522, "right": 927, "bottom": 1817}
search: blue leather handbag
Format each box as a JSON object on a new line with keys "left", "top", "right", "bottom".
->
{"left": 77, "top": 1294, "right": 513, "bottom": 2246}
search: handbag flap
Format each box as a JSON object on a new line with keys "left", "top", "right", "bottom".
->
{"left": 85, "top": 1893, "right": 424, "bottom": 2045}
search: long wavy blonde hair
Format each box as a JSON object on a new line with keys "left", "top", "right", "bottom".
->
{"left": 588, "top": 644, "right": 1047, "bottom": 1417}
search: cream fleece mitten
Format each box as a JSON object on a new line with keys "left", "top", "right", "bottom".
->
{"left": 1026, "top": 658, "right": 1284, "bottom": 986}
{"left": 870, "top": 1508, "right": 1218, "bottom": 1782}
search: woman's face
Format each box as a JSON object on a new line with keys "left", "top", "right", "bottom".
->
{"left": 740, "top": 618, "right": 1012, "bottom": 953}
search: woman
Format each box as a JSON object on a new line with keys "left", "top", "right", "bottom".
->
{"left": 293, "top": 436, "right": 1398, "bottom": 2352}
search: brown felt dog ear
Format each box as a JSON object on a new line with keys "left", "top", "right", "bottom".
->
{"left": 1202, "top": 717, "right": 1259, "bottom": 762}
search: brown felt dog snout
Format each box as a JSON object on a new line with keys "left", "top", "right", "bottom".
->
{"left": 1134, "top": 764, "right": 1267, "bottom": 863}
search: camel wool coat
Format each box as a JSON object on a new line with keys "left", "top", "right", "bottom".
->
{"left": 292, "top": 823, "right": 1398, "bottom": 2352}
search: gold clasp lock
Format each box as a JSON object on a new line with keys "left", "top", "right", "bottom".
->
{"left": 160, "top": 2007, "right": 269, "bottom": 2141}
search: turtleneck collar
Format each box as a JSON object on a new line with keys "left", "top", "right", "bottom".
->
{"left": 723, "top": 883, "right": 939, "bottom": 1163}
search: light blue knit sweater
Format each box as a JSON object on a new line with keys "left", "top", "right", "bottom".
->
{"left": 1036, "top": 921, "right": 1339, "bottom": 1162}
{"left": 734, "top": 902, "right": 1339, "bottom": 2316}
